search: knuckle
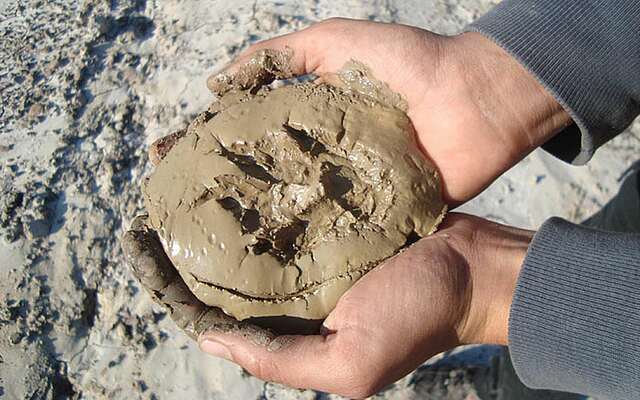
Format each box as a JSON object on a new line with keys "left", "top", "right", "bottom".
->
{"left": 243, "top": 355, "right": 266, "bottom": 377}
{"left": 246, "top": 355, "right": 282, "bottom": 383}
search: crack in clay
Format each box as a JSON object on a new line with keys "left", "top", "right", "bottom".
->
{"left": 212, "top": 137, "right": 280, "bottom": 184}
{"left": 189, "top": 257, "right": 380, "bottom": 303}
{"left": 220, "top": 191, "right": 310, "bottom": 263}
{"left": 269, "top": 218, "right": 308, "bottom": 263}
{"left": 284, "top": 124, "right": 327, "bottom": 157}
{"left": 319, "top": 162, "right": 361, "bottom": 217}
{"left": 196, "top": 185, "right": 311, "bottom": 263}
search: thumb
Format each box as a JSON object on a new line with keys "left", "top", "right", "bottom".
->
{"left": 199, "top": 330, "right": 337, "bottom": 390}
{"left": 207, "top": 19, "right": 353, "bottom": 94}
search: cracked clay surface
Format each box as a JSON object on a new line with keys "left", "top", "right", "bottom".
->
{"left": 143, "top": 51, "right": 447, "bottom": 320}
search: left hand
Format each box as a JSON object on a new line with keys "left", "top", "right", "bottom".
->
{"left": 208, "top": 18, "right": 572, "bottom": 204}
{"left": 199, "top": 213, "right": 533, "bottom": 398}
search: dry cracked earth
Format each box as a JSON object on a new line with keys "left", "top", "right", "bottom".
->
{"left": 0, "top": 0, "right": 637, "bottom": 399}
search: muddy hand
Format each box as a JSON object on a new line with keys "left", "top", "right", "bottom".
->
{"left": 206, "top": 18, "right": 572, "bottom": 204}
{"left": 121, "top": 134, "right": 273, "bottom": 343}
{"left": 199, "top": 213, "right": 533, "bottom": 398}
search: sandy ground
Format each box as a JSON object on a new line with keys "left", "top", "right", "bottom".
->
{"left": 0, "top": 0, "right": 638, "bottom": 399}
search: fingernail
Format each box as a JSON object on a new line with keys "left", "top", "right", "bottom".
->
{"left": 200, "top": 340, "right": 233, "bottom": 361}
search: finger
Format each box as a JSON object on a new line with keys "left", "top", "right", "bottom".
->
{"left": 199, "top": 330, "right": 345, "bottom": 392}
{"left": 206, "top": 46, "right": 303, "bottom": 96}
{"left": 229, "top": 28, "right": 322, "bottom": 75}
{"left": 206, "top": 21, "right": 336, "bottom": 95}
{"left": 148, "top": 128, "right": 187, "bottom": 166}
{"left": 122, "top": 215, "right": 265, "bottom": 340}
{"left": 121, "top": 215, "right": 182, "bottom": 291}
{"left": 121, "top": 214, "right": 212, "bottom": 338}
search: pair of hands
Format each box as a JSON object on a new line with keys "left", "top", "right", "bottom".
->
{"left": 134, "top": 18, "right": 572, "bottom": 398}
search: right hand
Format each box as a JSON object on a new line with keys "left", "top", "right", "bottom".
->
{"left": 209, "top": 18, "right": 572, "bottom": 204}
{"left": 199, "top": 213, "right": 533, "bottom": 398}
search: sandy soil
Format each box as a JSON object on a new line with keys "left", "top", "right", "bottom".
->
{"left": 0, "top": 0, "right": 638, "bottom": 399}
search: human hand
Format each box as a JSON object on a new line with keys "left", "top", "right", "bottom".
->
{"left": 208, "top": 18, "right": 572, "bottom": 204}
{"left": 199, "top": 213, "right": 533, "bottom": 398}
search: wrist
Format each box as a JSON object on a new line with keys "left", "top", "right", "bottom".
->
{"left": 449, "top": 216, "right": 533, "bottom": 346}
{"left": 445, "top": 32, "right": 572, "bottom": 159}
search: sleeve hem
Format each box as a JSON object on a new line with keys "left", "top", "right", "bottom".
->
{"left": 508, "top": 217, "right": 640, "bottom": 397}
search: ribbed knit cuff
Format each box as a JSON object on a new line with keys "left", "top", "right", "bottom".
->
{"left": 510, "top": 217, "right": 640, "bottom": 398}
{"left": 467, "top": 0, "right": 640, "bottom": 165}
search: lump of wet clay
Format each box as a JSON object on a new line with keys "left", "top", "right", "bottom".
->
{"left": 143, "top": 75, "right": 446, "bottom": 321}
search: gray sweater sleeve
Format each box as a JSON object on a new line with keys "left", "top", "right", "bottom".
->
{"left": 510, "top": 218, "right": 640, "bottom": 398}
{"left": 467, "top": 0, "right": 640, "bottom": 164}
{"left": 466, "top": 1, "right": 640, "bottom": 397}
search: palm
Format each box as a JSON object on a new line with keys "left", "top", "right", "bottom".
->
{"left": 195, "top": 215, "right": 481, "bottom": 398}
{"left": 322, "top": 225, "right": 470, "bottom": 390}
